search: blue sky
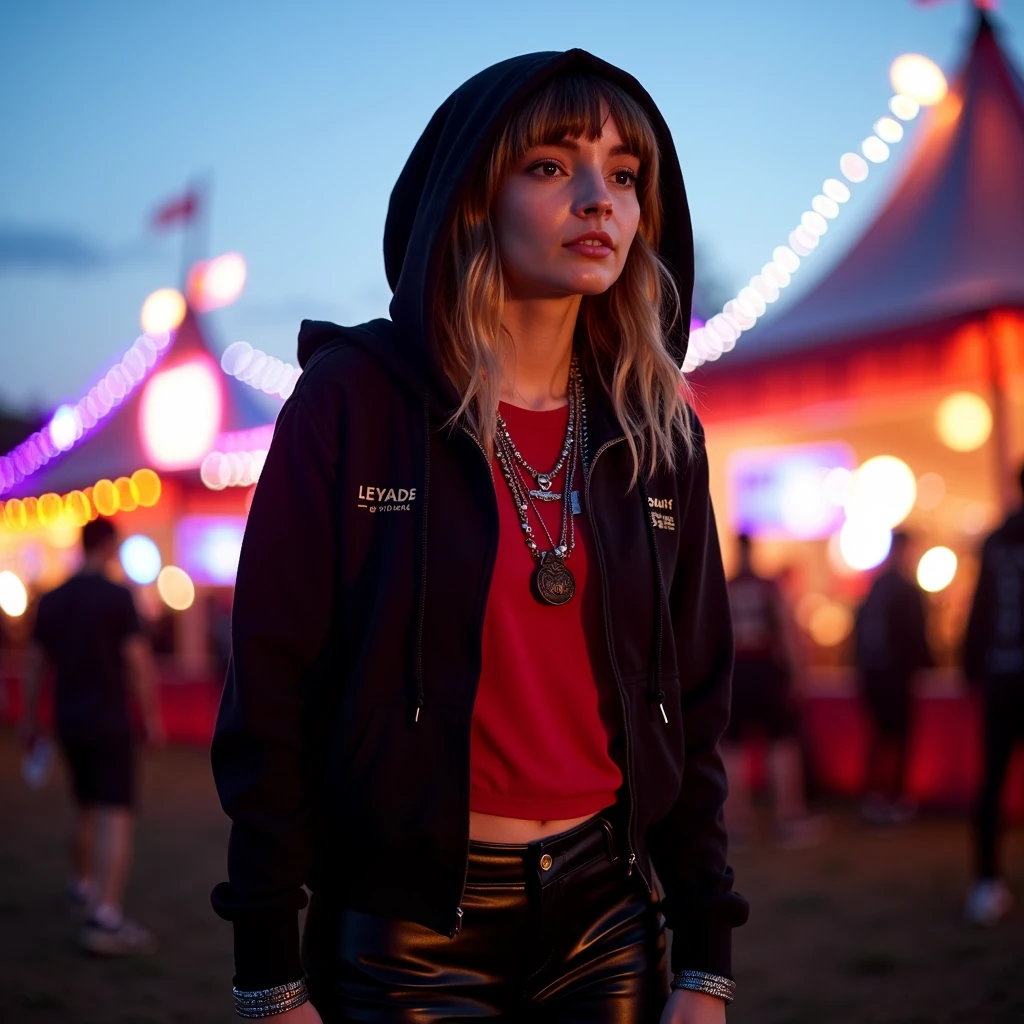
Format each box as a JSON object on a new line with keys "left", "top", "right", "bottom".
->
{"left": 2, "top": 0, "right": 1022, "bottom": 413}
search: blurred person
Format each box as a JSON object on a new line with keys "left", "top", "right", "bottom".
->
{"left": 854, "top": 530, "right": 932, "bottom": 826}
{"left": 20, "top": 516, "right": 163, "bottom": 955}
{"left": 722, "top": 535, "right": 823, "bottom": 849}
{"left": 212, "top": 53, "right": 747, "bottom": 1023}
{"left": 962, "top": 466, "right": 1024, "bottom": 926}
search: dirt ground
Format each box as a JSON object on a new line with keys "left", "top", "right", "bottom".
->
{"left": 0, "top": 732, "right": 1021, "bottom": 1024}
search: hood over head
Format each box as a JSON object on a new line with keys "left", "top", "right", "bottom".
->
{"left": 299, "top": 49, "right": 694, "bottom": 411}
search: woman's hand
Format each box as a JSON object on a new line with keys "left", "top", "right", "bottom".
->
{"left": 660, "top": 988, "right": 727, "bottom": 1024}
{"left": 271, "top": 1000, "right": 322, "bottom": 1022}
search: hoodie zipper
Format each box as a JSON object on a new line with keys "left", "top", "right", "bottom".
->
{"left": 585, "top": 437, "right": 652, "bottom": 895}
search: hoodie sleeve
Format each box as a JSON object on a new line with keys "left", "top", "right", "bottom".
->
{"left": 646, "top": 422, "right": 749, "bottom": 979}
{"left": 210, "top": 372, "right": 341, "bottom": 989}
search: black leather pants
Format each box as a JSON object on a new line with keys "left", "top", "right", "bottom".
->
{"left": 303, "top": 812, "right": 668, "bottom": 1022}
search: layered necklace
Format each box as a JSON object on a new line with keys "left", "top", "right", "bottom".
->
{"left": 494, "top": 356, "right": 587, "bottom": 607}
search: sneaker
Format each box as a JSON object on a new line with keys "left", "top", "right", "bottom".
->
{"left": 965, "top": 880, "right": 1013, "bottom": 927}
{"left": 79, "top": 916, "right": 159, "bottom": 956}
{"left": 775, "top": 815, "right": 827, "bottom": 850}
{"left": 66, "top": 881, "right": 96, "bottom": 922}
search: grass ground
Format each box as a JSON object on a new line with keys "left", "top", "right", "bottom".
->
{"left": 0, "top": 733, "right": 1021, "bottom": 1023}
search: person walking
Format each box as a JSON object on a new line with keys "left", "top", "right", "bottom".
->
{"left": 211, "top": 51, "right": 748, "bottom": 1023}
{"left": 854, "top": 530, "right": 932, "bottom": 826}
{"left": 721, "top": 534, "right": 823, "bottom": 848}
{"left": 21, "top": 516, "right": 162, "bottom": 955}
{"left": 962, "top": 467, "right": 1024, "bottom": 926}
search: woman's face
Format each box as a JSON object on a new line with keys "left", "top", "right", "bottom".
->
{"left": 493, "top": 114, "right": 643, "bottom": 300}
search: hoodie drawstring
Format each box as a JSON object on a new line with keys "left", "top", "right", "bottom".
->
{"left": 638, "top": 477, "right": 668, "bottom": 724}
{"left": 412, "top": 394, "right": 431, "bottom": 724}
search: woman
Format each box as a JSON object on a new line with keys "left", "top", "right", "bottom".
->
{"left": 212, "top": 49, "right": 748, "bottom": 1023}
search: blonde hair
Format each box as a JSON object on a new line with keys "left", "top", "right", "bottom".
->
{"left": 436, "top": 72, "right": 694, "bottom": 482}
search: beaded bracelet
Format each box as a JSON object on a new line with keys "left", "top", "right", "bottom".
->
{"left": 232, "top": 979, "right": 309, "bottom": 1019}
{"left": 670, "top": 969, "right": 736, "bottom": 1004}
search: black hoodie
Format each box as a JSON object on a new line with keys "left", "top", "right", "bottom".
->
{"left": 212, "top": 48, "right": 748, "bottom": 990}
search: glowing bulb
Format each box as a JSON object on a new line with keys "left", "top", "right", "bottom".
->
{"left": 889, "top": 94, "right": 920, "bottom": 121}
{"left": 838, "top": 520, "right": 893, "bottom": 572}
{"left": 0, "top": 570, "right": 28, "bottom": 617}
{"left": 140, "top": 359, "right": 223, "bottom": 470}
{"left": 772, "top": 246, "right": 800, "bottom": 274}
{"left": 822, "top": 467, "right": 853, "bottom": 506}
{"left": 140, "top": 288, "right": 186, "bottom": 335}
{"left": 131, "top": 469, "right": 162, "bottom": 507}
{"left": 49, "top": 405, "right": 81, "bottom": 451}
{"left": 762, "top": 261, "right": 791, "bottom": 289}
{"left": 890, "top": 54, "right": 948, "bottom": 107}
{"left": 92, "top": 479, "right": 119, "bottom": 517}
{"left": 724, "top": 299, "right": 756, "bottom": 330}
{"left": 801, "top": 211, "right": 828, "bottom": 237}
{"left": 809, "top": 602, "right": 855, "bottom": 647}
{"left": 192, "top": 252, "right": 247, "bottom": 312}
{"left": 790, "top": 227, "right": 819, "bottom": 255}
{"left": 736, "top": 287, "right": 766, "bottom": 318}
{"left": 157, "top": 565, "right": 195, "bottom": 611}
{"left": 823, "top": 178, "right": 851, "bottom": 204}
{"left": 812, "top": 195, "right": 839, "bottom": 220}
{"left": 840, "top": 153, "right": 869, "bottom": 183}
{"left": 862, "top": 136, "right": 890, "bottom": 163}
{"left": 221, "top": 341, "right": 254, "bottom": 378}
{"left": 845, "top": 456, "right": 917, "bottom": 529}
{"left": 917, "top": 546, "right": 957, "bottom": 593}
{"left": 121, "top": 535, "right": 162, "bottom": 585}
{"left": 936, "top": 392, "right": 992, "bottom": 452}
{"left": 874, "top": 116, "right": 904, "bottom": 144}
{"left": 750, "top": 274, "right": 779, "bottom": 303}
{"left": 65, "top": 491, "right": 91, "bottom": 527}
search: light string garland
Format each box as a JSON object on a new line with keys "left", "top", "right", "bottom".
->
{"left": 221, "top": 341, "right": 301, "bottom": 401}
{"left": 0, "top": 333, "right": 172, "bottom": 496}
{"left": 683, "top": 54, "right": 947, "bottom": 373}
{"left": 200, "top": 449, "right": 268, "bottom": 490}
{"left": 0, "top": 469, "right": 162, "bottom": 533}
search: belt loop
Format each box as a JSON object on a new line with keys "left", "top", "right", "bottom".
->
{"left": 599, "top": 817, "right": 619, "bottom": 864}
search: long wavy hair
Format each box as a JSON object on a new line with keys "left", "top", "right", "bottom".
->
{"left": 435, "top": 71, "right": 694, "bottom": 482}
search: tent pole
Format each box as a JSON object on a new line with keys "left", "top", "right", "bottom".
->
{"left": 986, "top": 311, "right": 1012, "bottom": 515}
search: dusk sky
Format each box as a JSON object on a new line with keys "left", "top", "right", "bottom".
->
{"left": 2, "top": 0, "right": 1023, "bottom": 414}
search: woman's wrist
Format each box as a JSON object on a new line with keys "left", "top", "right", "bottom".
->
{"left": 232, "top": 978, "right": 308, "bottom": 1018}
{"left": 670, "top": 969, "right": 735, "bottom": 1004}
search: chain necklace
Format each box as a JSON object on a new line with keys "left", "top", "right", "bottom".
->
{"left": 496, "top": 358, "right": 577, "bottom": 501}
{"left": 494, "top": 362, "right": 584, "bottom": 606}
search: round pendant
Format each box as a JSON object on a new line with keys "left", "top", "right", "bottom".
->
{"left": 537, "top": 473, "right": 552, "bottom": 492}
{"left": 532, "top": 554, "right": 576, "bottom": 606}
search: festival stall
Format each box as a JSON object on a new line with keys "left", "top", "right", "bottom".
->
{"left": 696, "top": 11, "right": 1024, "bottom": 811}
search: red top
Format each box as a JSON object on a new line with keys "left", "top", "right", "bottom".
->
{"left": 469, "top": 402, "right": 623, "bottom": 819}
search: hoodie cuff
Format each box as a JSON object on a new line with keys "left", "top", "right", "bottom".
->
{"left": 231, "top": 909, "right": 303, "bottom": 990}
{"left": 669, "top": 915, "right": 733, "bottom": 979}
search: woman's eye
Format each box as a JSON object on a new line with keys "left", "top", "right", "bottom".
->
{"left": 533, "top": 161, "right": 561, "bottom": 177}
{"left": 613, "top": 170, "right": 638, "bottom": 187}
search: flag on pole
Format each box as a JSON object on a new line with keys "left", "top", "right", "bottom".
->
{"left": 151, "top": 190, "right": 200, "bottom": 230}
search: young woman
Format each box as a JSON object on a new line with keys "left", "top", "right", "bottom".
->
{"left": 212, "top": 49, "right": 748, "bottom": 1023}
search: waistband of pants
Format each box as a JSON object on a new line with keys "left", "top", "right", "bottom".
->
{"left": 467, "top": 805, "right": 626, "bottom": 886}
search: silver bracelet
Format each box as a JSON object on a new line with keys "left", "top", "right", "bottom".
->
{"left": 671, "top": 969, "right": 736, "bottom": 1004}
{"left": 232, "top": 979, "right": 309, "bottom": 1018}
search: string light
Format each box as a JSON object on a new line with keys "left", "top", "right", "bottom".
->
{"left": 684, "top": 52, "right": 948, "bottom": 373}
{"left": 157, "top": 565, "right": 195, "bottom": 611}
{"left": 201, "top": 449, "right": 268, "bottom": 490}
{"left": 0, "top": 469, "right": 162, "bottom": 534}
{"left": 0, "top": 570, "right": 28, "bottom": 617}
{"left": 188, "top": 252, "right": 247, "bottom": 312}
{"left": 141, "top": 288, "right": 187, "bottom": 334}
{"left": 221, "top": 341, "right": 301, "bottom": 400}
{"left": 0, "top": 332, "right": 171, "bottom": 496}
{"left": 917, "top": 546, "right": 957, "bottom": 593}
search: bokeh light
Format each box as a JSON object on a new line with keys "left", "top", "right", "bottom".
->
{"left": 0, "top": 570, "right": 28, "bottom": 617}
{"left": 862, "top": 136, "right": 891, "bottom": 163}
{"left": 140, "top": 288, "right": 187, "bottom": 335}
{"left": 157, "top": 565, "right": 195, "bottom": 611}
{"left": 838, "top": 520, "right": 893, "bottom": 572}
{"left": 889, "top": 94, "right": 921, "bottom": 121}
{"left": 823, "top": 178, "right": 851, "bottom": 203}
{"left": 190, "top": 252, "right": 247, "bottom": 312}
{"left": 49, "top": 405, "right": 81, "bottom": 451}
{"left": 121, "top": 535, "right": 162, "bottom": 585}
{"left": 845, "top": 456, "right": 917, "bottom": 529}
{"left": 936, "top": 392, "right": 992, "bottom": 452}
{"left": 92, "top": 479, "right": 119, "bottom": 517}
{"left": 840, "top": 153, "right": 869, "bottom": 183}
{"left": 131, "top": 469, "right": 162, "bottom": 507}
{"left": 916, "top": 472, "right": 946, "bottom": 511}
{"left": 874, "top": 116, "right": 905, "bottom": 144}
{"left": 140, "top": 359, "right": 223, "bottom": 470}
{"left": 809, "top": 601, "right": 855, "bottom": 647}
{"left": 917, "top": 546, "right": 957, "bottom": 593}
{"left": 890, "top": 54, "right": 948, "bottom": 107}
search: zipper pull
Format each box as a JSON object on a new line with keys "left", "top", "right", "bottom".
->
{"left": 659, "top": 702, "right": 668, "bottom": 724}
{"left": 627, "top": 853, "right": 636, "bottom": 877}
{"left": 449, "top": 906, "right": 464, "bottom": 938}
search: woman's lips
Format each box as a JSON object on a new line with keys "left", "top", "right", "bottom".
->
{"left": 563, "top": 233, "right": 615, "bottom": 258}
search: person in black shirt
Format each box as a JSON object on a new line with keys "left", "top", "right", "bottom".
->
{"left": 21, "top": 517, "right": 162, "bottom": 955}
{"left": 854, "top": 530, "right": 932, "bottom": 826}
{"left": 962, "top": 467, "right": 1024, "bottom": 926}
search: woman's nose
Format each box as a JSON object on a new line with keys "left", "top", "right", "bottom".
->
{"left": 572, "top": 174, "right": 614, "bottom": 218}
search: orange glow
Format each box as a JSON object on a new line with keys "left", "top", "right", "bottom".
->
{"left": 132, "top": 469, "right": 162, "bottom": 507}
{"left": 3, "top": 499, "right": 27, "bottom": 530}
{"left": 93, "top": 479, "right": 120, "bottom": 517}
{"left": 140, "top": 288, "right": 187, "bottom": 334}
{"left": 115, "top": 476, "right": 139, "bottom": 512}
{"left": 37, "top": 492, "right": 64, "bottom": 526}
{"left": 890, "top": 54, "right": 948, "bottom": 107}
{"left": 190, "top": 252, "right": 247, "bottom": 312}
{"left": 65, "top": 491, "right": 91, "bottom": 527}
